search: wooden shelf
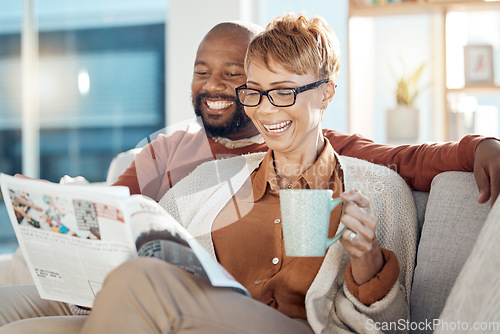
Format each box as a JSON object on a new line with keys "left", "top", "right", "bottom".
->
{"left": 447, "top": 86, "right": 500, "bottom": 94}
{"left": 350, "top": 0, "right": 500, "bottom": 17}
{"left": 350, "top": 2, "right": 438, "bottom": 17}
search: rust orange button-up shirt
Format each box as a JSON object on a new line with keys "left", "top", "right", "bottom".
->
{"left": 211, "top": 140, "right": 399, "bottom": 320}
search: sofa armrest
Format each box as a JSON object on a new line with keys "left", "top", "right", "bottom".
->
{"left": 105, "top": 148, "right": 141, "bottom": 185}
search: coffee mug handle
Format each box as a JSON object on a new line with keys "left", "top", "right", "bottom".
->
{"left": 325, "top": 226, "right": 348, "bottom": 249}
{"left": 325, "top": 198, "right": 350, "bottom": 249}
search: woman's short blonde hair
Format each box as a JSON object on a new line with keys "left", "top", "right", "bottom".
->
{"left": 245, "top": 13, "right": 341, "bottom": 82}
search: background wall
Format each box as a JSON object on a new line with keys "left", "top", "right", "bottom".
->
{"left": 349, "top": 14, "right": 434, "bottom": 143}
{"left": 166, "top": 0, "right": 248, "bottom": 126}
{"left": 373, "top": 15, "right": 433, "bottom": 143}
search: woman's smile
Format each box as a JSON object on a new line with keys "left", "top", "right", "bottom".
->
{"left": 261, "top": 120, "right": 292, "bottom": 134}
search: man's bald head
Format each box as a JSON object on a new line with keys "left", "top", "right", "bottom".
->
{"left": 204, "top": 21, "right": 262, "bottom": 44}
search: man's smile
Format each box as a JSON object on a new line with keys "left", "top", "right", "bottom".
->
{"left": 205, "top": 99, "right": 235, "bottom": 111}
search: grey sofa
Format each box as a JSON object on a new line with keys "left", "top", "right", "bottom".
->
{"left": 0, "top": 152, "right": 495, "bottom": 332}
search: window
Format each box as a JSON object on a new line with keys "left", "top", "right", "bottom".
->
{"left": 0, "top": 0, "right": 167, "bottom": 254}
{"left": 35, "top": 24, "right": 165, "bottom": 182}
{"left": 0, "top": 1, "right": 22, "bottom": 254}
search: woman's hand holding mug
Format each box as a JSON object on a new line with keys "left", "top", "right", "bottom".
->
{"left": 339, "top": 190, "right": 384, "bottom": 285}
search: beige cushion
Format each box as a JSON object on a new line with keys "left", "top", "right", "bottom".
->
{"left": 0, "top": 248, "right": 33, "bottom": 286}
{"left": 410, "top": 172, "right": 490, "bottom": 332}
{"left": 435, "top": 194, "right": 500, "bottom": 333}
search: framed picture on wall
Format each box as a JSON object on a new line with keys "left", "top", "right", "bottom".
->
{"left": 464, "top": 45, "right": 495, "bottom": 86}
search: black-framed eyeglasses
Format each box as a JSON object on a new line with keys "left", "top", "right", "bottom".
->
{"left": 235, "top": 80, "right": 333, "bottom": 107}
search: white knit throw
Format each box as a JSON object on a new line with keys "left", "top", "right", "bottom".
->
{"left": 159, "top": 152, "right": 418, "bottom": 334}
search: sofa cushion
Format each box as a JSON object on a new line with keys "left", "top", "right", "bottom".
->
{"left": 434, "top": 194, "right": 500, "bottom": 333}
{"left": 410, "top": 171, "right": 490, "bottom": 332}
{"left": 412, "top": 191, "right": 429, "bottom": 239}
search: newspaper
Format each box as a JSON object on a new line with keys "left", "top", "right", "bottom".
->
{"left": 0, "top": 173, "right": 249, "bottom": 308}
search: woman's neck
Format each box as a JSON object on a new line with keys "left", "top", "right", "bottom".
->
{"left": 273, "top": 135, "right": 325, "bottom": 182}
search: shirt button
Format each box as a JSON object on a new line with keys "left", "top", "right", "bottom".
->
{"left": 274, "top": 218, "right": 281, "bottom": 224}
{"left": 272, "top": 257, "right": 279, "bottom": 265}
{"left": 254, "top": 280, "right": 261, "bottom": 285}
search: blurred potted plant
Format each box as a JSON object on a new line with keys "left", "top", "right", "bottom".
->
{"left": 387, "top": 63, "right": 425, "bottom": 142}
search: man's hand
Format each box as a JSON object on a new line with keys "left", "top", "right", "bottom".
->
{"left": 14, "top": 174, "right": 50, "bottom": 183}
{"left": 474, "top": 138, "right": 500, "bottom": 206}
{"left": 14, "top": 173, "right": 32, "bottom": 179}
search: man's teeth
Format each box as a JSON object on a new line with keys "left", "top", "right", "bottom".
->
{"left": 206, "top": 100, "right": 234, "bottom": 110}
{"left": 263, "top": 121, "right": 292, "bottom": 133}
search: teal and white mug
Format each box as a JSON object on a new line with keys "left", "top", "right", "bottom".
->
{"left": 279, "top": 189, "right": 347, "bottom": 257}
